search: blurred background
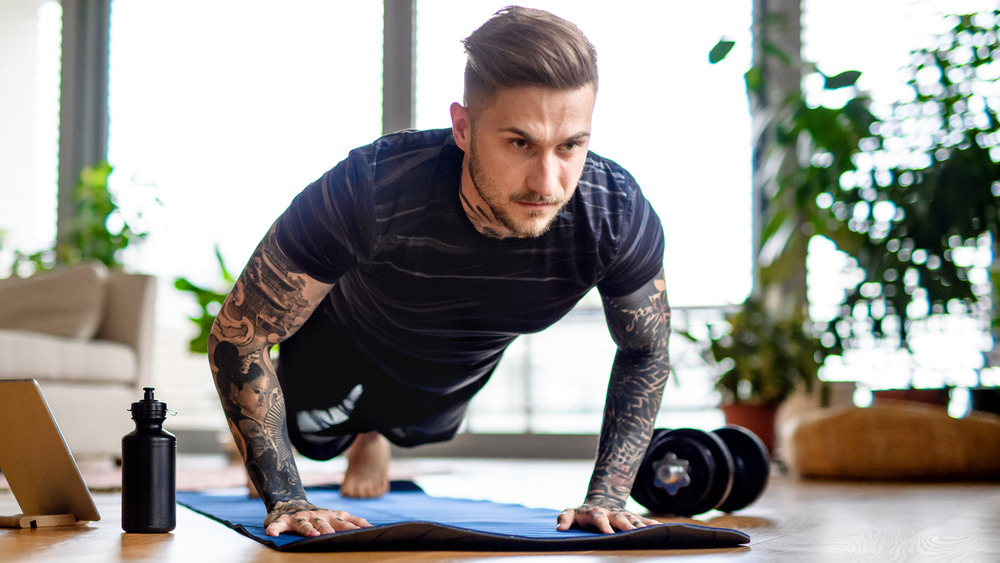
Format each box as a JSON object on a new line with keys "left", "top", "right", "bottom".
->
{"left": 1, "top": 0, "right": 998, "bottom": 455}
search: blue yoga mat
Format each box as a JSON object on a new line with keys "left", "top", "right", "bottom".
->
{"left": 177, "top": 481, "right": 750, "bottom": 552}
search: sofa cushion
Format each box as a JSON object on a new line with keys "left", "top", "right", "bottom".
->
{"left": 0, "top": 329, "right": 137, "bottom": 384}
{"left": 0, "top": 262, "right": 108, "bottom": 339}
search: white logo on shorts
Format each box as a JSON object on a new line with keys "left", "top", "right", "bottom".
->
{"left": 296, "top": 384, "right": 363, "bottom": 433}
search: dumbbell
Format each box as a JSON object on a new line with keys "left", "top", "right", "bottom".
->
{"left": 630, "top": 425, "right": 770, "bottom": 516}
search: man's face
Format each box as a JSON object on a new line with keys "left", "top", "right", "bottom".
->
{"left": 452, "top": 85, "right": 596, "bottom": 239}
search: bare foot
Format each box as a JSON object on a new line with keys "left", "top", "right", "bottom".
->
{"left": 341, "top": 431, "right": 391, "bottom": 498}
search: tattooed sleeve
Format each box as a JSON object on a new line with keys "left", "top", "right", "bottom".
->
{"left": 587, "top": 268, "right": 671, "bottom": 507}
{"left": 208, "top": 224, "right": 333, "bottom": 512}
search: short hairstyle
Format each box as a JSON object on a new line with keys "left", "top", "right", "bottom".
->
{"left": 461, "top": 6, "right": 598, "bottom": 116}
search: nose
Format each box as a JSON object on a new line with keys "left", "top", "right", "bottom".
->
{"left": 526, "top": 153, "right": 561, "bottom": 199}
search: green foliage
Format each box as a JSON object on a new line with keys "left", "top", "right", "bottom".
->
{"left": 9, "top": 161, "right": 150, "bottom": 276}
{"left": 711, "top": 9, "right": 1000, "bottom": 350}
{"left": 709, "top": 39, "right": 735, "bottom": 64}
{"left": 701, "top": 38, "right": 861, "bottom": 403}
{"left": 827, "top": 9, "right": 1000, "bottom": 345}
{"left": 756, "top": 70, "right": 877, "bottom": 289}
{"left": 823, "top": 70, "right": 861, "bottom": 90}
{"left": 704, "top": 298, "right": 838, "bottom": 406}
{"left": 174, "top": 245, "right": 235, "bottom": 354}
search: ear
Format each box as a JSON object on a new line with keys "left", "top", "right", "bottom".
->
{"left": 450, "top": 102, "right": 471, "bottom": 151}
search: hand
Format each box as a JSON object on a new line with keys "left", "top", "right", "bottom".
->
{"left": 264, "top": 499, "right": 373, "bottom": 537}
{"left": 556, "top": 503, "right": 661, "bottom": 534}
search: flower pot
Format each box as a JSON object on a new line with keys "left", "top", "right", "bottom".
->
{"left": 720, "top": 403, "right": 778, "bottom": 454}
{"left": 970, "top": 387, "right": 1000, "bottom": 416}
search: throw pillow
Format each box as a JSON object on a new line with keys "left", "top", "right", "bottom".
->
{"left": 0, "top": 262, "right": 108, "bottom": 339}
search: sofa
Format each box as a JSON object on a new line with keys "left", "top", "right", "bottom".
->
{"left": 0, "top": 262, "right": 156, "bottom": 462}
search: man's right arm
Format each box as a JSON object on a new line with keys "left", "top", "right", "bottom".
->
{"left": 208, "top": 224, "right": 369, "bottom": 537}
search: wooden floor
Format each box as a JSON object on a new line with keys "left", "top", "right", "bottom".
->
{"left": 1, "top": 457, "right": 998, "bottom": 562}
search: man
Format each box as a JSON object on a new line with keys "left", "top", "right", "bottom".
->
{"left": 209, "top": 6, "right": 671, "bottom": 537}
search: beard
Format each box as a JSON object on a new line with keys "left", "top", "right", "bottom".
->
{"left": 467, "top": 137, "right": 569, "bottom": 239}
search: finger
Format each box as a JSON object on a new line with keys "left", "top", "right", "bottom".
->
{"left": 264, "top": 511, "right": 312, "bottom": 537}
{"left": 556, "top": 509, "right": 576, "bottom": 531}
{"left": 264, "top": 520, "right": 288, "bottom": 537}
{"left": 608, "top": 511, "right": 643, "bottom": 531}
{"left": 318, "top": 515, "right": 370, "bottom": 533}
{"left": 311, "top": 517, "right": 336, "bottom": 535}
{"left": 293, "top": 516, "right": 321, "bottom": 537}
{"left": 344, "top": 514, "right": 373, "bottom": 528}
{"left": 327, "top": 516, "right": 363, "bottom": 532}
{"left": 589, "top": 510, "right": 614, "bottom": 534}
{"left": 618, "top": 513, "right": 661, "bottom": 530}
{"left": 640, "top": 515, "right": 661, "bottom": 527}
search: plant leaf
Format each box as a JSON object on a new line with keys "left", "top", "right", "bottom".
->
{"left": 824, "top": 70, "right": 862, "bottom": 89}
{"left": 709, "top": 39, "right": 736, "bottom": 64}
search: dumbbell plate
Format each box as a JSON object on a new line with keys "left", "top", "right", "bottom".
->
{"left": 631, "top": 428, "right": 672, "bottom": 514}
{"left": 713, "top": 425, "right": 770, "bottom": 513}
{"left": 633, "top": 428, "right": 734, "bottom": 516}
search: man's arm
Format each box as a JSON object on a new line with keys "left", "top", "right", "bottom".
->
{"left": 209, "top": 224, "right": 370, "bottom": 537}
{"left": 557, "top": 267, "right": 671, "bottom": 533}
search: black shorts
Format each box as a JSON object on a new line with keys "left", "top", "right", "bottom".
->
{"left": 276, "top": 311, "right": 485, "bottom": 461}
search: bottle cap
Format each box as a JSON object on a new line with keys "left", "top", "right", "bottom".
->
{"left": 129, "top": 387, "right": 167, "bottom": 420}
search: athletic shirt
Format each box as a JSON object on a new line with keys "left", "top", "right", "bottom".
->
{"left": 275, "top": 128, "right": 664, "bottom": 394}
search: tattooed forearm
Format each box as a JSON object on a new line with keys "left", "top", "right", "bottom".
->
{"left": 587, "top": 268, "right": 671, "bottom": 507}
{"left": 209, "top": 223, "right": 334, "bottom": 511}
{"left": 214, "top": 227, "right": 326, "bottom": 348}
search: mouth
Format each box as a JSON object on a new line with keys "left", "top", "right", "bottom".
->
{"left": 512, "top": 195, "right": 562, "bottom": 209}
{"left": 515, "top": 201, "right": 556, "bottom": 210}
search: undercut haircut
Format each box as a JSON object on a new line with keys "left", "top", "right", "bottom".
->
{"left": 461, "top": 6, "right": 599, "bottom": 118}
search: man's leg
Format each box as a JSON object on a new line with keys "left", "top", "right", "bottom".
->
{"left": 341, "top": 431, "right": 391, "bottom": 498}
{"left": 336, "top": 381, "right": 484, "bottom": 498}
{"left": 274, "top": 312, "right": 388, "bottom": 497}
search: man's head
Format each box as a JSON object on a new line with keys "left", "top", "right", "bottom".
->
{"left": 452, "top": 6, "right": 598, "bottom": 239}
{"left": 461, "top": 6, "right": 598, "bottom": 120}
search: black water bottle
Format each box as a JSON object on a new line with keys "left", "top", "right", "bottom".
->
{"left": 122, "top": 387, "right": 176, "bottom": 533}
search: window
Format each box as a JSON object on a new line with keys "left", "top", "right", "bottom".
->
{"left": 0, "top": 0, "right": 61, "bottom": 269}
{"left": 107, "top": 0, "right": 384, "bottom": 329}
{"left": 415, "top": 1, "right": 754, "bottom": 432}
{"left": 416, "top": 0, "right": 755, "bottom": 309}
{"left": 104, "top": 1, "right": 384, "bottom": 430}
{"left": 803, "top": 0, "right": 997, "bottom": 396}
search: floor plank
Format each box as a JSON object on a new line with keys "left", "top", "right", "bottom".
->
{"left": 1, "top": 458, "right": 998, "bottom": 562}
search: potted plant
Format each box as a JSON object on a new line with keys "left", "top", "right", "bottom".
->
{"left": 701, "top": 297, "right": 840, "bottom": 452}
{"left": 174, "top": 245, "right": 236, "bottom": 354}
{"left": 6, "top": 161, "right": 154, "bottom": 276}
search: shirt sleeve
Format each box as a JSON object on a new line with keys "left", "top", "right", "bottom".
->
{"left": 273, "top": 145, "right": 376, "bottom": 284}
{"left": 596, "top": 178, "right": 666, "bottom": 298}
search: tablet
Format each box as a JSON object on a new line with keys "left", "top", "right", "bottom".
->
{"left": 0, "top": 379, "right": 101, "bottom": 524}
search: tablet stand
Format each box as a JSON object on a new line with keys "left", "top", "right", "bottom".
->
{"left": 0, "top": 513, "right": 82, "bottom": 528}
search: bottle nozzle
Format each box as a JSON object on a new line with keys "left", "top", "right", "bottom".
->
{"left": 130, "top": 387, "right": 167, "bottom": 420}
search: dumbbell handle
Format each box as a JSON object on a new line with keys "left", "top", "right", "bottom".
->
{"left": 652, "top": 452, "right": 691, "bottom": 492}
{"left": 656, "top": 461, "right": 688, "bottom": 485}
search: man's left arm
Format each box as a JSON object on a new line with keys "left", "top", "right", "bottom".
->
{"left": 557, "top": 267, "right": 670, "bottom": 533}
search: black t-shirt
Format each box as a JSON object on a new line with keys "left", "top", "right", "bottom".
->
{"left": 275, "top": 128, "right": 665, "bottom": 394}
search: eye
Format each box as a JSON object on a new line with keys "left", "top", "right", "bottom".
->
{"left": 510, "top": 138, "right": 529, "bottom": 149}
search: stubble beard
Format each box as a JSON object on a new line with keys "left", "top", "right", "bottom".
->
{"left": 467, "top": 139, "right": 567, "bottom": 239}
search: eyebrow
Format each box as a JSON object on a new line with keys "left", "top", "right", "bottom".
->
{"left": 499, "top": 127, "right": 591, "bottom": 144}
